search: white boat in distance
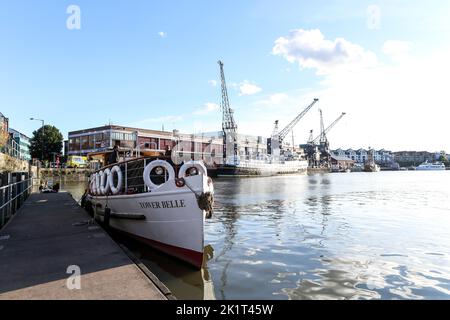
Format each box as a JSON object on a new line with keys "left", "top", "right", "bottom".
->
{"left": 416, "top": 161, "right": 446, "bottom": 171}
{"left": 84, "top": 157, "right": 214, "bottom": 269}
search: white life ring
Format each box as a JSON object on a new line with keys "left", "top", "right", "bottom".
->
{"left": 108, "top": 165, "right": 123, "bottom": 195}
{"left": 100, "top": 168, "right": 111, "bottom": 195}
{"left": 89, "top": 175, "right": 96, "bottom": 195}
{"left": 143, "top": 160, "right": 176, "bottom": 190}
{"left": 97, "top": 171, "right": 104, "bottom": 194}
{"left": 94, "top": 173, "right": 101, "bottom": 195}
{"left": 178, "top": 160, "right": 207, "bottom": 178}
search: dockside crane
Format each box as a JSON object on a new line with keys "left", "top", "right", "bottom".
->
{"left": 269, "top": 98, "right": 319, "bottom": 156}
{"left": 311, "top": 112, "right": 346, "bottom": 145}
{"left": 218, "top": 60, "right": 238, "bottom": 164}
{"left": 318, "top": 109, "right": 331, "bottom": 165}
{"left": 304, "top": 111, "right": 346, "bottom": 168}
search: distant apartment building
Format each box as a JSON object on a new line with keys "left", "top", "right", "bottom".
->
{"left": 8, "top": 128, "right": 31, "bottom": 161}
{"left": 392, "top": 151, "right": 435, "bottom": 165}
{"left": 331, "top": 148, "right": 394, "bottom": 165}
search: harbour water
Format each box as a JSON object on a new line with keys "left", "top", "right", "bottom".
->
{"left": 63, "top": 171, "right": 450, "bottom": 300}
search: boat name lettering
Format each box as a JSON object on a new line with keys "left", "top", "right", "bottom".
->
{"left": 138, "top": 200, "right": 186, "bottom": 209}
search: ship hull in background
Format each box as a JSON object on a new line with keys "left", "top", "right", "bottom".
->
{"left": 216, "top": 160, "right": 308, "bottom": 177}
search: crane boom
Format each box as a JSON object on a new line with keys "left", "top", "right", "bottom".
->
{"left": 278, "top": 98, "right": 319, "bottom": 143}
{"left": 218, "top": 60, "right": 237, "bottom": 133}
{"left": 312, "top": 112, "right": 346, "bottom": 144}
{"left": 319, "top": 109, "right": 326, "bottom": 143}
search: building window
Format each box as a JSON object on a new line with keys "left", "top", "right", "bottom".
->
{"left": 81, "top": 136, "right": 89, "bottom": 149}
{"left": 71, "top": 137, "right": 80, "bottom": 151}
{"left": 160, "top": 139, "right": 174, "bottom": 151}
{"left": 88, "top": 134, "right": 95, "bottom": 149}
{"left": 138, "top": 137, "right": 159, "bottom": 149}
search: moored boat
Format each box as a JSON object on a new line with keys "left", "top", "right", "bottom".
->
{"left": 415, "top": 161, "right": 445, "bottom": 171}
{"left": 216, "top": 158, "right": 308, "bottom": 177}
{"left": 84, "top": 157, "right": 214, "bottom": 269}
{"left": 363, "top": 163, "right": 381, "bottom": 172}
{"left": 363, "top": 148, "right": 381, "bottom": 172}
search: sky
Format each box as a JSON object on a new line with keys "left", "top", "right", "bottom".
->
{"left": 1, "top": 0, "right": 449, "bottom": 152}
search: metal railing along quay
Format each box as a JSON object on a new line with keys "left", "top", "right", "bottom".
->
{"left": 0, "top": 176, "right": 32, "bottom": 229}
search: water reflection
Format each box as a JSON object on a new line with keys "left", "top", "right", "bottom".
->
{"left": 112, "top": 233, "right": 216, "bottom": 300}
{"left": 63, "top": 172, "right": 450, "bottom": 300}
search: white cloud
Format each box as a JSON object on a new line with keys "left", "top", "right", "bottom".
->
{"left": 194, "top": 102, "right": 220, "bottom": 115}
{"left": 158, "top": 31, "right": 167, "bottom": 38}
{"left": 302, "top": 49, "right": 450, "bottom": 152}
{"left": 272, "top": 29, "right": 378, "bottom": 75}
{"left": 257, "top": 93, "right": 289, "bottom": 106}
{"left": 208, "top": 80, "right": 217, "bottom": 87}
{"left": 382, "top": 40, "right": 412, "bottom": 61}
{"left": 268, "top": 93, "right": 288, "bottom": 104}
{"left": 238, "top": 80, "right": 262, "bottom": 96}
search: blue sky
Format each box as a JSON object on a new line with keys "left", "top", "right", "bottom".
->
{"left": 1, "top": 1, "right": 449, "bottom": 151}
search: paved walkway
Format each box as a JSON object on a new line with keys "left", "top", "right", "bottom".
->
{"left": 0, "top": 192, "right": 168, "bottom": 300}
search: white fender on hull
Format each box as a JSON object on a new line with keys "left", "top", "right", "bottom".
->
{"left": 178, "top": 160, "right": 207, "bottom": 178}
{"left": 108, "top": 165, "right": 123, "bottom": 195}
{"left": 143, "top": 160, "right": 176, "bottom": 190}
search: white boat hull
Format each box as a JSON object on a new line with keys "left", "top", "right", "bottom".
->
{"left": 217, "top": 160, "right": 308, "bottom": 177}
{"left": 88, "top": 174, "right": 212, "bottom": 268}
{"left": 416, "top": 166, "right": 445, "bottom": 171}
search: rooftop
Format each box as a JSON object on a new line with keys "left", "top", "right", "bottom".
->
{"left": 331, "top": 155, "right": 355, "bottom": 162}
{"left": 68, "top": 125, "right": 173, "bottom": 137}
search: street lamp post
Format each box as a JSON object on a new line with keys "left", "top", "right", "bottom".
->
{"left": 30, "top": 118, "right": 45, "bottom": 163}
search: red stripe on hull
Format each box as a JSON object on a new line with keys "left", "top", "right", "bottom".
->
{"left": 115, "top": 229, "right": 204, "bottom": 269}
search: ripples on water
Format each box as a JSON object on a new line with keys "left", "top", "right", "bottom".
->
{"left": 63, "top": 171, "right": 450, "bottom": 300}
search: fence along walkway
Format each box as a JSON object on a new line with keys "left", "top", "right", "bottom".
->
{"left": 0, "top": 173, "right": 31, "bottom": 229}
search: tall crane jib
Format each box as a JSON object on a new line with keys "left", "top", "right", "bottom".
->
{"left": 218, "top": 60, "right": 238, "bottom": 165}
{"left": 278, "top": 98, "right": 319, "bottom": 144}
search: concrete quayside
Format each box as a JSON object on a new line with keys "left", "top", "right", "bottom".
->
{"left": 0, "top": 191, "right": 174, "bottom": 300}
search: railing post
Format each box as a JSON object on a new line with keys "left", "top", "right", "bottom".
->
{"left": 125, "top": 162, "right": 128, "bottom": 193}
{"left": 8, "top": 184, "right": 12, "bottom": 219}
{"left": 144, "top": 159, "right": 147, "bottom": 192}
{"left": 1, "top": 188, "right": 4, "bottom": 227}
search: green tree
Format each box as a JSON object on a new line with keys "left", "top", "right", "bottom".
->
{"left": 29, "top": 125, "right": 63, "bottom": 161}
